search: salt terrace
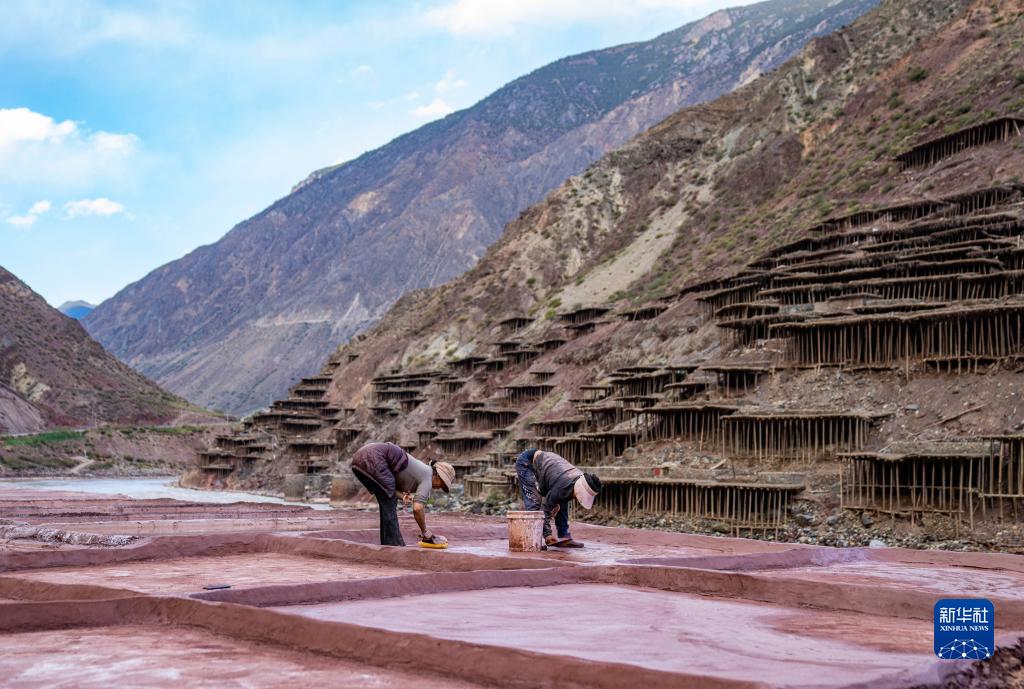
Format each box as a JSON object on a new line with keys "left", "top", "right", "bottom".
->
{"left": 2, "top": 486, "right": 1022, "bottom": 689}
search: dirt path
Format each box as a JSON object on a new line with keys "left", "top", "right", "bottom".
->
{"left": 69, "top": 456, "right": 95, "bottom": 475}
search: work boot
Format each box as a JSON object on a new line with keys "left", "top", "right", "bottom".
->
{"left": 553, "top": 539, "right": 584, "bottom": 548}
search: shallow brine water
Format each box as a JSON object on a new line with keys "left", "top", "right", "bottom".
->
{"left": 0, "top": 477, "right": 331, "bottom": 510}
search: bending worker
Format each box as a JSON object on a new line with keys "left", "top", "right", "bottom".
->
{"left": 350, "top": 441, "right": 455, "bottom": 547}
{"left": 516, "top": 448, "right": 602, "bottom": 548}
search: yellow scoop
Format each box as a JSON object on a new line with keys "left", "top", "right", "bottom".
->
{"left": 418, "top": 540, "right": 449, "bottom": 549}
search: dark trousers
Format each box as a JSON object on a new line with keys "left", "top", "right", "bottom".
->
{"left": 516, "top": 456, "right": 571, "bottom": 539}
{"left": 352, "top": 466, "right": 405, "bottom": 546}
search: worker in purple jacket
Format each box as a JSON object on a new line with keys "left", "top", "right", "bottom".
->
{"left": 350, "top": 441, "right": 455, "bottom": 546}
{"left": 516, "top": 448, "right": 601, "bottom": 548}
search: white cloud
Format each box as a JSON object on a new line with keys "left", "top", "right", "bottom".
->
{"left": 425, "top": 0, "right": 715, "bottom": 36}
{"left": 410, "top": 97, "right": 455, "bottom": 120}
{"left": 0, "top": 2, "right": 190, "bottom": 56}
{"left": 435, "top": 68, "right": 467, "bottom": 93}
{"left": 28, "top": 200, "right": 52, "bottom": 216}
{"left": 91, "top": 131, "right": 140, "bottom": 153}
{"left": 0, "top": 107, "right": 141, "bottom": 190}
{"left": 7, "top": 214, "right": 39, "bottom": 227}
{"left": 351, "top": 64, "right": 374, "bottom": 77}
{"left": 404, "top": 90, "right": 421, "bottom": 101}
{"left": 5, "top": 199, "right": 51, "bottom": 228}
{"left": 0, "top": 108, "right": 77, "bottom": 148}
{"left": 64, "top": 198, "right": 128, "bottom": 219}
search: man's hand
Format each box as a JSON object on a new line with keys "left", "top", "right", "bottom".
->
{"left": 550, "top": 503, "right": 561, "bottom": 517}
{"left": 402, "top": 492, "right": 413, "bottom": 507}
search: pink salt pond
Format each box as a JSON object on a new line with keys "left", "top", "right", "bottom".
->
{"left": 312, "top": 520, "right": 794, "bottom": 564}
{"left": 0, "top": 625, "right": 485, "bottom": 689}
{"left": 272, "top": 583, "right": 941, "bottom": 689}
{"left": 446, "top": 537, "right": 732, "bottom": 563}
{"left": 754, "top": 559, "right": 1024, "bottom": 600}
{"left": 13, "top": 552, "right": 420, "bottom": 595}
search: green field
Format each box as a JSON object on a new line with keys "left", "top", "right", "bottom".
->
{"left": 2, "top": 430, "right": 84, "bottom": 447}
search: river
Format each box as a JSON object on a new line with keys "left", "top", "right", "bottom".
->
{"left": 0, "top": 476, "right": 331, "bottom": 510}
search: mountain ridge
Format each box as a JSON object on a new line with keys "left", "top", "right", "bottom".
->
{"left": 316, "top": 0, "right": 1016, "bottom": 416}
{"left": 85, "top": 0, "right": 879, "bottom": 415}
{"left": 58, "top": 300, "right": 95, "bottom": 320}
{"left": 0, "top": 266, "right": 199, "bottom": 433}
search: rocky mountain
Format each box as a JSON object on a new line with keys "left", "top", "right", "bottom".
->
{"left": 199, "top": 0, "right": 1024, "bottom": 548}
{"left": 295, "top": 0, "right": 1013, "bottom": 424}
{"left": 58, "top": 300, "right": 95, "bottom": 320}
{"left": 0, "top": 266, "right": 197, "bottom": 433}
{"left": 310, "top": 0, "right": 1004, "bottom": 383}
{"left": 85, "top": 0, "right": 878, "bottom": 415}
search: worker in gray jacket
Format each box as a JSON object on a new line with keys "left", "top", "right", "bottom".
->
{"left": 350, "top": 442, "right": 455, "bottom": 547}
{"left": 516, "top": 448, "right": 601, "bottom": 548}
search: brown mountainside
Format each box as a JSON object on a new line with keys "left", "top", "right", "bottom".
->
{"left": 0, "top": 266, "right": 196, "bottom": 433}
{"left": 84, "top": 0, "right": 877, "bottom": 415}
{"left": 195, "top": 0, "right": 1024, "bottom": 548}
{"left": 326, "top": 0, "right": 1017, "bottom": 392}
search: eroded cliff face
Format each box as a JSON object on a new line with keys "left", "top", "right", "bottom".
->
{"left": 84, "top": 0, "right": 878, "bottom": 415}
{"left": 0, "top": 385, "right": 44, "bottom": 435}
{"left": 0, "top": 266, "right": 192, "bottom": 432}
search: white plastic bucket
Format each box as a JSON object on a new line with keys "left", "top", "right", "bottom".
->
{"left": 506, "top": 510, "right": 545, "bottom": 552}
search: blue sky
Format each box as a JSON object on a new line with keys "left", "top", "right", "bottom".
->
{"left": 1, "top": 0, "right": 756, "bottom": 307}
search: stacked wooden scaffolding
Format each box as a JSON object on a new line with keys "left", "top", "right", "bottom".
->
{"left": 619, "top": 304, "right": 668, "bottom": 321}
{"left": 289, "top": 439, "right": 335, "bottom": 473}
{"left": 771, "top": 302, "right": 1024, "bottom": 368}
{"left": 976, "top": 436, "right": 1024, "bottom": 521}
{"left": 432, "top": 432, "right": 494, "bottom": 456}
{"left": 723, "top": 411, "right": 879, "bottom": 462}
{"left": 895, "top": 117, "right": 1024, "bottom": 170}
{"left": 497, "top": 316, "right": 533, "bottom": 333}
{"left": 459, "top": 407, "right": 519, "bottom": 430}
{"left": 701, "top": 363, "right": 772, "bottom": 395}
{"left": 840, "top": 443, "right": 991, "bottom": 528}
{"left": 558, "top": 306, "right": 611, "bottom": 325}
{"left": 597, "top": 477, "right": 803, "bottom": 536}
{"left": 531, "top": 417, "right": 585, "bottom": 437}
{"left": 637, "top": 403, "right": 738, "bottom": 446}
{"left": 500, "top": 384, "right": 555, "bottom": 405}
{"left": 463, "top": 469, "right": 518, "bottom": 501}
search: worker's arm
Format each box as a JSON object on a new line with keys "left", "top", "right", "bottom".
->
{"left": 541, "top": 492, "right": 558, "bottom": 525}
{"left": 412, "top": 501, "right": 429, "bottom": 536}
{"left": 541, "top": 480, "right": 573, "bottom": 523}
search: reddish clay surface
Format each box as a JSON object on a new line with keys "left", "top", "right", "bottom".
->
{"left": 273, "top": 583, "right": 942, "bottom": 688}
{"left": 316, "top": 527, "right": 737, "bottom": 563}
{"left": 0, "top": 541, "right": 87, "bottom": 553}
{"left": 453, "top": 537, "right": 753, "bottom": 563}
{"left": 755, "top": 560, "right": 1024, "bottom": 601}
{"left": 5, "top": 487, "right": 1024, "bottom": 689}
{"left": 14, "top": 553, "right": 420, "bottom": 594}
{"left": 0, "top": 625, "right": 485, "bottom": 689}
{"left": 313, "top": 516, "right": 798, "bottom": 564}
{"left": 21, "top": 516, "right": 376, "bottom": 537}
